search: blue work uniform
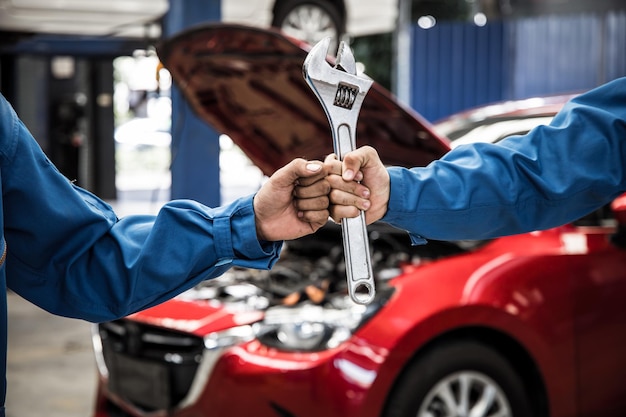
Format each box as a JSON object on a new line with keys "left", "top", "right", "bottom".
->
{"left": 0, "top": 94, "right": 282, "bottom": 417}
{"left": 383, "top": 76, "right": 626, "bottom": 244}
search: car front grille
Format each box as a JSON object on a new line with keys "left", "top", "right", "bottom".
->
{"left": 97, "top": 319, "right": 205, "bottom": 412}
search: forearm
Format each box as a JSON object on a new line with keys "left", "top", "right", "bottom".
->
{"left": 7, "top": 195, "right": 281, "bottom": 322}
{"left": 1, "top": 100, "right": 280, "bottom": 322}
{"left": 382, "top": 77, "right": 626, "bottom": 242}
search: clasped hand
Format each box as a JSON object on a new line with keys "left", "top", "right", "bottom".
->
{"left": 253, "top": 146, "right": 388, "bottom": 242}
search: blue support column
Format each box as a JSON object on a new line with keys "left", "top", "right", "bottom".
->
{"left": 164, "top": 0, "right": 222, "bottom": 206}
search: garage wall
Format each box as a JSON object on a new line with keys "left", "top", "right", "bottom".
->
{"left": 509, "top": 13, "right": 616, "bottom": 98}
{"left": 409, "top": 20, "right": 505, "bottom": 122}
{"left": 409, "top": 10, "right": 626, "bottom": 122}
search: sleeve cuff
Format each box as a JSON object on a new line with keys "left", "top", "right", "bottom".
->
{"left": 216, "top": 195, "right": 283, "bottom": 269}
{"left": 381, "top": 167, "right": 428, "bottom": 246}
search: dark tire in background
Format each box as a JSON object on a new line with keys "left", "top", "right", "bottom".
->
{"left": 272, "top": 0, "right": 344, "bottom": 51}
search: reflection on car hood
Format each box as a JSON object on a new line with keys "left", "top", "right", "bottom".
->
{"left": 127, "top": 298, "right": 264, "bottom": 336}
{"left": 157, "top": 23, "right": 450, "bottom": 174}
{"left": 433, "top": 93, "right": 579, "bottom": 142}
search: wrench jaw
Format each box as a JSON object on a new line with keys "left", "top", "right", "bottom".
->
{"left": 302, "top": 36, "right": 359, "bottom": 77}
{"left": 335, "top": 41, "right": 357, "bottom": 75}
{"left": 302, "top": 37, "right": 373, "bottom": 111}
{"left": 302, "top": 36, "right": 373, "bottom": 159}
{"left": 303, "top": 37, "right": 376, "bottom": 305}
{"left": 302, "top": 36, "right": 332, "bottom": 80}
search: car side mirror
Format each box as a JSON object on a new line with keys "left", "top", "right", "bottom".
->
{"left": 610, "top": 193, "right": 626, "bottom": 248}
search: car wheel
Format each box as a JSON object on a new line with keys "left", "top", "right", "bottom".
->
{"left": 272, "top": 0, "right": 344, "bottom": 51}
{"left": 384, "top": 340, "right": 534, "bottom": 417}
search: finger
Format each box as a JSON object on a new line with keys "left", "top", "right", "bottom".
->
{"left": 325, "top": 153, "right": 361, "bottom": 179}
{"left": 342, "top": 146, "right": 376, "bottom": 181}
{"left": 329, "top": 189, "right": 371, "bottom": 211}
{"left": 274, "top": 159, "right": 325, "bottom": 188}
{"left": 329, "top": 204, "right": 361, "bottom": 223}
{"left": 326, "top": 174, "right": 370, "bottom": 199}
{"left": 324, "top": 153, "right": 342, "bottom": 174}
{"left": 298, "top": 210, "right": 330, "bottom": 225}
{"left": 294, "top": 195, "right": 329, "bottom": 212}
{"left": 325, "top": 159, "right": 343, "bottom": 176}
{"left": 294, "top": 179, "right": 330, "bottom": 198}
{"left": 301, "top": 161, "right": 326, "bottom": 180}
{"left": 297, "top": 174, "right": 327, "bottom": 187}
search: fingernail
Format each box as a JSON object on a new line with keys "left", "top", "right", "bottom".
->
{"left": 362, "top": 189, "right": 370, "bottom": 198}
{"left": 362, "top": 201, "right": 371, "bottom": 210}
{"left": 307, "top": 163, "right": 321, "bottom": 172}
{"left": 344, "top": 169, "right": 354, "bottom": 180}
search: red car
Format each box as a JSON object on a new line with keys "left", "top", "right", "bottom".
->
{"left": 91, "top": 25, "right": 626, "bottom": 417}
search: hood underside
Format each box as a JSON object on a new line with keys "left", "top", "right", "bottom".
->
{"left": 158, "top": 23, "right": 450, "bottom": 175}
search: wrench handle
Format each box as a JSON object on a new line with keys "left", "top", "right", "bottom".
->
{"left": 335, "top": 123, "right": 375, "bottom": 305}
{"left": 342, "top": 213, "right": 375, "bottom": 304}
{"left": 335, "top": 124, "right": 355, "bottom": 158}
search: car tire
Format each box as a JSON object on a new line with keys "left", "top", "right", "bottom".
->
{"left": 384, "top": 340, "right": 534, "bottom": 417}
{"left": 272, "top": 0, "right": 344, "bottom": 51}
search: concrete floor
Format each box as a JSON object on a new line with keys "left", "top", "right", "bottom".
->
{"left": 6, "top": 291, "right": 97, "bottom": 417}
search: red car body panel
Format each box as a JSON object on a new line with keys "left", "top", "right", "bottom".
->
{"left": 95, "top": 223, "right": 626, "bottom": 417}
{"left": 127, "top": 299, "right": 264, "bottom": 336}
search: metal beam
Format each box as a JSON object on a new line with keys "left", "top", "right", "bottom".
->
{"left": 164, "top": 0, "right": 222, "bottom": 207}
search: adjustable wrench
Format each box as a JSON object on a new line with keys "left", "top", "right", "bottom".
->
{"left": 303, "top": 37, "right": 375, "bottom": 305}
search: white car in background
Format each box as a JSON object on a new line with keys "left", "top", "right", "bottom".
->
{"left": 222, "top": 0, "right": 398, "bottom": 50}
{"left": 0, "top": 0, "right": 398, "bottom": 45}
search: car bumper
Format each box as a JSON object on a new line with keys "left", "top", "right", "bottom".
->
{"left": 93, "top": 329, "right": 388, "bottom": 417}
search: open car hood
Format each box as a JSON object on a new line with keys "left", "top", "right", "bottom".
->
{"left": 157, "top": 24, "right": 450, "bottom": 174}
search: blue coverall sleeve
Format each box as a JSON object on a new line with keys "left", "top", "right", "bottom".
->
{"left": 1, "top": 95, "right": 282, "bottom": 322}
{"left": 382, "top": 77, "right": 626, "bottom": 243}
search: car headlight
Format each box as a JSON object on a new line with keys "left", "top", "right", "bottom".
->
{"left": 254, "top": 291, "right": 391, "bottom": 352}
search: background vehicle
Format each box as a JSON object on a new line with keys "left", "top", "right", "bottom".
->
{"left": 432, "top": 93, "right": 580, "bottom": 148}
{"left": 223, "top": 0, "right": 398, "bottom": 51}
{"left": 0, "top": 0, "right": 397, "bottom": 49}
{"left": 91, "top": 25, "right": 626, "bottom": 417}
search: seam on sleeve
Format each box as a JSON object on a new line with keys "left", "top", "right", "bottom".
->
{"left": 214, "top": 215, "right": 235, "bottom": 260}
{"left": 0, "top": 103, "right": 19, "bottom": 164}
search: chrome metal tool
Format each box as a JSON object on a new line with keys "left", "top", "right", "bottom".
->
{"left": 303, "top": 37, "right": 375, "bottom": 305}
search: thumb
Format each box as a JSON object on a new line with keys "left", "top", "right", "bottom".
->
{"left": 342, "top": 146, "right": 373, "bottom": 181}
{"left": 274, "top": 159, "right": 324, "bottom": 186}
